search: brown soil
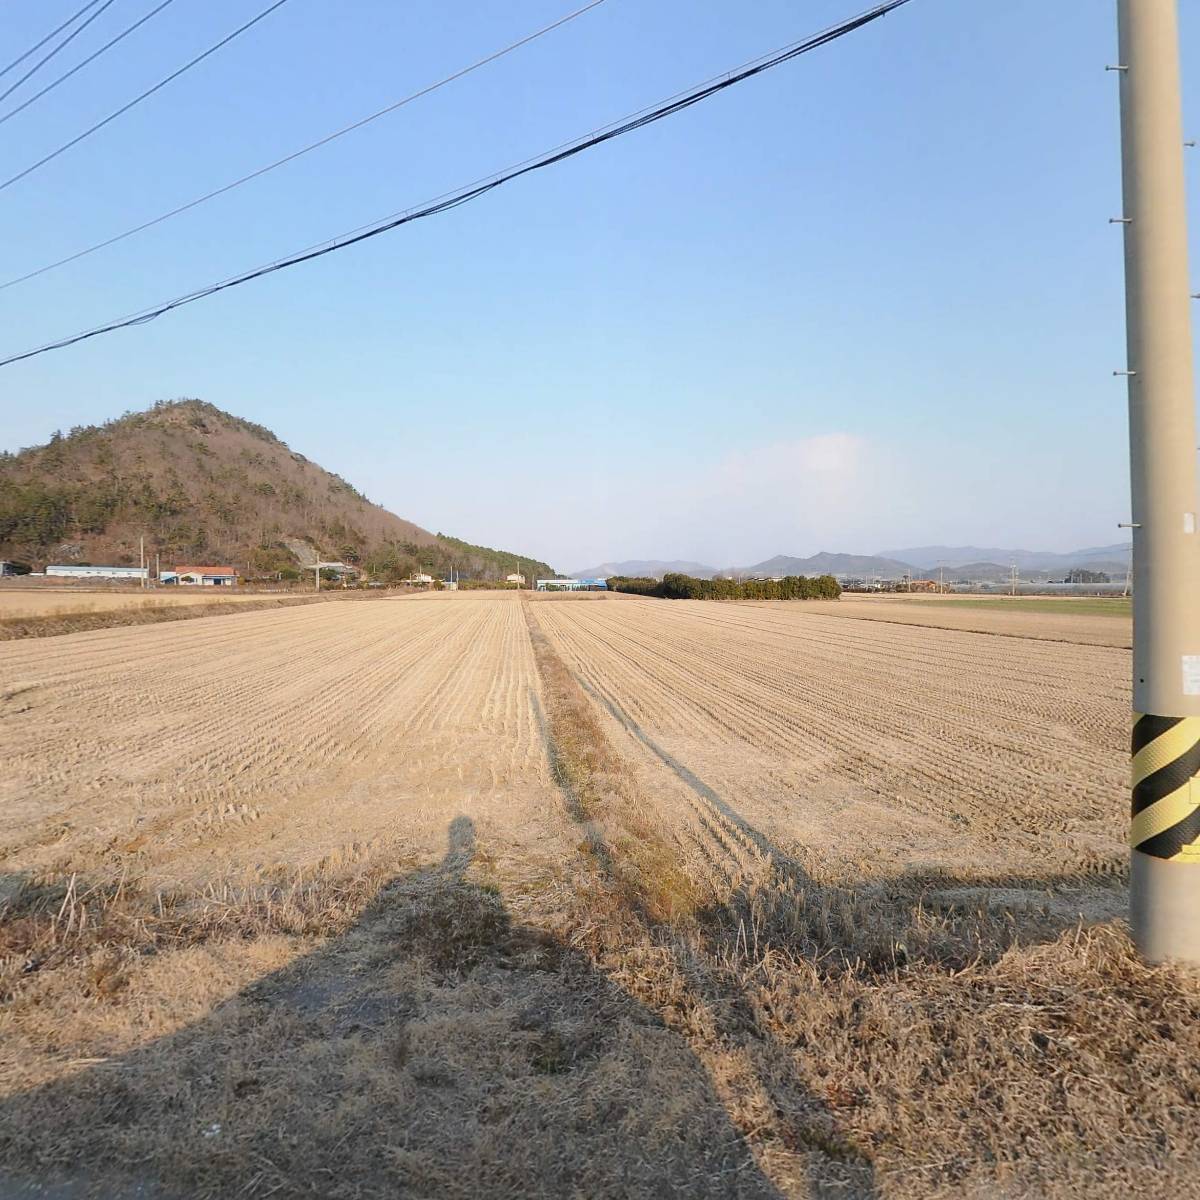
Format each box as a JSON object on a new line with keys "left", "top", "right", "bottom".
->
{"left": 0, "top": 588, "right": 293, "bottom": 617}
{"left": 1, "top": 590, "right": 1192, "bottom": 1200}
{"left": 0, "top": 588, "right": 393, "bottom": 641}
{"left": 797, "top": 593, "right": 1131, "bottom": 648}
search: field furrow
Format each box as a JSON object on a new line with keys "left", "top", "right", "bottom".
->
{"left": 0, "top": 592, "right": 558, "bottom": 885}
{"left": 532, "top": 593, "right": 1129, "bottom": 881}
{"left": 4, "top": 587, "right": 1184, "bottom": 1200}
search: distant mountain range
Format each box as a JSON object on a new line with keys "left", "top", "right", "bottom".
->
{"left": 744, "top": 552, "right": 917, "bottom": 579}
{"left": 570, "top": 559, "right": 719, "bottom": 580}
{"left": 877, "top": 544, "right": 1132, "bottom": 572}
{"left": 572, "top": 543, "right": 1133, "bottom": 583}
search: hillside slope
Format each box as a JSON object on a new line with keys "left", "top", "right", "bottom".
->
{"left": 0, "top": 400, "right": 552, "bottom": 581}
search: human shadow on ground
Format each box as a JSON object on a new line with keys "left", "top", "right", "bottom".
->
{"left": 0, "top": 818, "right": 801, "bottom": 1200}
{"left": 0, "top": 686, "right": 1128, "bottom": 1200}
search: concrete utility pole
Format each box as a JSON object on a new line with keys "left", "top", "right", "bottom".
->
{"left": 1116, "top": 0, "right": 1200, "bottom": 962}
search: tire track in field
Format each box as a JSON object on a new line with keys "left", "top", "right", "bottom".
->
{"left": 541, "top": 598, "right": 1125, "bottom": 805}
{"left": 531, "top": 594, "right": 1129, "bottom": 878}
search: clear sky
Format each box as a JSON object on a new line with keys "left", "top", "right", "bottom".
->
{"left": 1, "top": 0, "right": 1197, "bottom": 571}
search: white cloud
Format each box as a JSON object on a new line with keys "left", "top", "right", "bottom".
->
{"left": 717, "top": 433, "right": 868, "bottom": 483}
{"left": 539, "top": 432, "right": 917, "bottom": 568}
{"left": 668, "top": 432, "right": 910, "bottom": 564}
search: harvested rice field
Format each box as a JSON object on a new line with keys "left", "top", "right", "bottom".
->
{"left": 0, "top": 586, "right": 381, "bottom": 641}
{"left": 1, "top": 589, "right": 1196, "bottom": 1200}
{"left": 0, "top": 589, "right": 271, "bottom": 619}
{"left": 794, "top": 592, "right": 1132, "bottom": 648}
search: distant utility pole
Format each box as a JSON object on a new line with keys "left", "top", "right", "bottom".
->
{"left": 1115, "top": 0, "right": 1200, "bottom": 962}
{"left": 140, "top": 535, "right": 145, "bottom": 589}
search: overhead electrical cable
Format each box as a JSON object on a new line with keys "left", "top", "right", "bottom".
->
{"left": 0, "top": 0, "right": 913, "bottom": 369}
{"left": 0, "top": 0, "right": 103, "bottom": 81}
{"left": 0, "top": 0, "right": 294, "bottom": 194}
{"left": 0, "top": 0, "right": 181, "bottom": 127}
{"left": 3, "top": 74, "right": 710, "bottom": 332}
{"left": 0, "top": 0, "right": 608, "bottom": 291}
{"left": 98, "top": 18, "right": 875, "bottom": 305}
{"left": 0, "top": 0, "right": 119, "bottom": 105}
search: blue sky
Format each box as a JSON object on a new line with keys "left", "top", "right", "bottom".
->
{"left": 1, "top": 0, "right": 1196, "bottom": 570}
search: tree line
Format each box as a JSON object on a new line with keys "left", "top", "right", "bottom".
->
{"left": 606, "top": 572, "right": 841, "bottom": 601}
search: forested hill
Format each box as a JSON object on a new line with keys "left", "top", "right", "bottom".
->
{"left": 0, "top": 400, "right": 553, "bottom": 582}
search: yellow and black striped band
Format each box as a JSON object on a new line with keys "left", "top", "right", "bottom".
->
{"left": 1131, "top": 713, "right": 1200, "bottom": 860}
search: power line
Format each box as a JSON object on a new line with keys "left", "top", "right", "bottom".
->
{"left": 1, "top": 78, "right": 682, "bottom": 333}
{"left": 2, "top": 75, "right": 702, "bottom": 328}
{"left": 9, "top": 0, "right": 834, "bottom": 309}
{"left": 0, "top": 0, "right": 295, "bottom": 194}
{"left": 86, "top": 21, "right": 858, "bottom": 309}
{"left": 0, "top": 0, "right": 913, "bottom": 370}
{"left": 0, "top": 0, "right": 103, "bottom": 80}
{"left": 6, "top": 0, "right": 910, "bottom": 358}
{"left": 0, "top": 0, "right": 119, "bottom": 106}
{"left": 0, "top": 0, "right": 608, "bottom": 292}
{"left": 0, "top": 0, "right": 181, "bottom": 127}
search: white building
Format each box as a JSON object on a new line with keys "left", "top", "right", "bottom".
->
{"left": 46, "top": 565, "right": 148, "bottom": 581}
{"left": 506, "top": 573, "right": 526, "bottom": 585}
{"left": 172, "top": 566, "right": 238, "bottom": 587}
{"left": 409, "top": 573, "right": 434, "bottom": 585}
{"left": 536, "top": 578, "right": 608, "bottom": 592}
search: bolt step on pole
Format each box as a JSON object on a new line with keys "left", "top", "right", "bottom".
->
{"left": 1117, "top": 0, "right": 1200, "bottom": 962}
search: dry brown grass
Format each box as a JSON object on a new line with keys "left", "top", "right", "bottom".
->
{"left": 0, "top": 587, "right": 389, "bottom": 641}
{"left": 798, "top": 592, "right": 1132, "bottom": 648}
{"left": 0, "top": 867, "right": 399, "bottom": 991}
{"left": 520, "top": 597, "right": 1200, "bottom": 1198}
{"left": 1, "top": 592, "right": 1197, "bottom": 1198}
{"left": 524, "top": 602, "right": 703, "bottom": 923}
{"left": 526, "top": 590, "right": 607, "bottom": 602}
{"left": 0, "top": 852, "right": 784, "bottom": 1200}
{"left": 0, "top": 590, "right": 273, "bottom": 619}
